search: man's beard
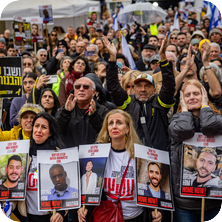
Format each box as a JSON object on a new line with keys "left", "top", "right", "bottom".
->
{"left": 7, "top": 173, "right": 19, "bottom": 184}
{"left": 142, "top": 56, "right": 150, "bottom": 64}
{"left": 197, "top": 167, "right": 211, "bottom": 178}
{"left": 135, "top": 91, "right": 154, "bottom": 103}
{"left": 150, "top": 177, "right": 161, "bottom": 188}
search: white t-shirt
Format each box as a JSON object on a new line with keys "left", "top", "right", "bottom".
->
{"left": 81, "top": 172, "right": 97, "bottom": 194}
{"left": 26, "top": 156, "right": 48, "bottom": 215}
{"left": 104, "top": 148, "right": 143, "bottom": 220}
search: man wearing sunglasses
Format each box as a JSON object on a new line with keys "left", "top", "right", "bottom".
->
{"left": 37, "top": 49, "right": 48, "bottom": 66}
{"left": 56, "top": 77, "right": 109, "bottom": 149}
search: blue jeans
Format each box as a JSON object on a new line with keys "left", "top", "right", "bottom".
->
{"left": 173, "top": 206, "right": 221, "bottom": 222}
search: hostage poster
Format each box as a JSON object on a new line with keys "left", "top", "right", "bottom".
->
{"left": 181, "top": 133, "right": 222, "bottom": 199}
{"left": 79, "top": 143, "right": 111, "bottom": 205}
{"left": 135, "top": 144, "right": 174, "bottom": 211}
{"left": 0, "top": 140, "right": 29, "bottom": 201}
{"left": 37, "top": 148, "right": 80, "bottom": 211}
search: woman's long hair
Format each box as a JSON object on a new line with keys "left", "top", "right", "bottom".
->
{"left": 121, "top": 70, "right": 140, "bottom": 92}
{"left": 68, "top": 56, "right": 91, "bottom": 75}
{"left": 39, "top": 88, "right": 60, "bottom": 117}
{"left": 96, "top": 109, "right": 142, "bottom": 158}
{"left": 30, "top": 112, "right": 64, "bottom": 149}
{"left": 177, "top": 79, "right": 222, "bottom": 114}
{"left": 95, "top": 37, "right": 109, "bottom": 54}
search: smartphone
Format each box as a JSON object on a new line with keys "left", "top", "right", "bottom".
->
{"left": 47, "top": 75, "right": 58, "bottom": 84}
{"left": 58, "top": 48, "right": 63, "bottom": 53}
{"left": 84, "top": 51, "right": 95, "bottom": 57}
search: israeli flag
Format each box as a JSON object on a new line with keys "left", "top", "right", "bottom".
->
{"left": 112, "top": 13, "right": 118, "bottom": 31}
{"left": 203, "top": 0, "right": 208, "bottom": 8}
{"left": 173, "top": 11, "right": 180, "bottom": 31}
{"left": 208, "top": 3, "right": 221, "bottom": 30}
{"left": 121, "top": 33, "right": 136, "bottom": 70}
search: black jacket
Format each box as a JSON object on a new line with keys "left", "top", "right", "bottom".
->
{"left": 168, "top": 108, "right": 222, "bottom": 210}
{"left": 135, "top": 60, "right": 149, "bottom": 71}
{"left": 56, "top": 102, "right": 109, "bottom": 148}
{"left": 106, "top": 61, "right": 175, "bottom": 150}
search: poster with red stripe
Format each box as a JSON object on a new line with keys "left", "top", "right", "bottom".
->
{"left": 79, "top": 143, "right": 111, "bottom": 205}
{"left": 37, "top": 147, "right": 80, "bottom": 211}
{"left": 135, "top": 144, "right": 174, "bottom": 211}
{"left": 181, "top": 133, "right": 222, "bottom": 199}
{"left": 0, "top": 140, "right": 29, "bottom": 201}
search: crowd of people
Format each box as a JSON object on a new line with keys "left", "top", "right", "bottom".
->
{"left": 1, "top": 4, "right": 222, "bottom": 222}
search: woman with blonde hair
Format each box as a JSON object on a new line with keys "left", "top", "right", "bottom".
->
{"left": 121, "top": 71, "right": 140, "bottom": 95}
{"left": 169, "top": 79, "right": 222, "bottom": 222}
{"left": 167, "top": 31, "right": 179, "bottom": 45}
{"left": 77, "top": 109, "right": 163, "bottom": 222}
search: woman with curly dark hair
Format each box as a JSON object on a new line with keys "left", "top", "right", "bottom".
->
{"left": 58, "top": 56, "right": 91, "bottom": 107}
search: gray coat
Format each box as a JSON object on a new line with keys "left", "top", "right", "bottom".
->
{"left": 168, "top": 107, "right": 222, "bottom": 210}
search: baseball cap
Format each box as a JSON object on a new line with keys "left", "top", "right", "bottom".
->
{"left": 134, "top": 73, "right": 155, "bottom": 87}
{"left": 150, "top": 55, "right": 160, "bottom": 63}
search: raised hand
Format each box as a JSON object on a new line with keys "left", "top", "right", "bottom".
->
{"left": 89, "top": 99, "right": 96, "bottom": 116}
{"left": 185, "top": 45, "right": 195, "bottom": 70}
{"left": 102, "top": 35, "right": 117, "bottom": 57}
{"left": 201, "top": 86, "right": 208, "bottom": 106}
{"left": 36, "top": 75, "right": 50, "bottom": 90}
{"left": 65, "top": 94, "right": 77, "bottom": 111}
{"left": 180, "top": 91, "right": 188, "bottom": 112}
{"left": 202, "top": 41, "right": 211, "bottom": 65}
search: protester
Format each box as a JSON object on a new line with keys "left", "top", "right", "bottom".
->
{"left": 10, "top": 72, "right": 37, "bottom": 127}
{"left": 169, "top": 80, "right": 222, "bottom": 222}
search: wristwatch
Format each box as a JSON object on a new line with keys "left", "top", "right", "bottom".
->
{"left": 204, "top": 65, "right": 211, "bottom": 70}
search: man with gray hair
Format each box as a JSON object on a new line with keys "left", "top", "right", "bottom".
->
{"left": 210, "top": 42, "right": 221, "bottom": 61}
{"left": 37, "top": 49, "right": 48, "bottom": 66}
{"left": 192, "top": 148, "right": 219, "bottom": 187}
{"left": 56, "top": 76, "right": 109, "bottom": 148}
{"left": 86, "top": 44, "right": 107, "bottom": 71}
{"left": 158, "top": 26, "right": 166, "bottom": 35}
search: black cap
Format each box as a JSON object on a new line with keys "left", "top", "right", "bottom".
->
{"left": 96, "top": 28, "right": 102, "bottom": 32}
{"left": 57, "top": 39, "right": 69, "bottom": 50}
{"left": 21, "top": 51, "right": 31, "bottom": 57}
{"left": 143, "top": 44, "right": 155, "bottom": 51}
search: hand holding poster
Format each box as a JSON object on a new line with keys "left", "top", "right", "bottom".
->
{"left": 37, "top": 148, "right": 80, "bottom": 211}
{"left": 135, "top": 144, "right": 174, "bottom": 211}
{"left": 79, "top": 144, "right": 111, "bottom": 205}
{"left": 0, "top": 140, "right": 29, "bottom": 200}
{"left": 181, "top": 133, "right": 222, "bottom": 199}
{"left": 0, "top": 57, "right": 22, "bottom": 98}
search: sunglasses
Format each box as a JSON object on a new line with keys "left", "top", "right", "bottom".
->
{"left": 40, "top": 54, "right": 47, "bottom": 57}
{"left": 23, "top": 63, "right": 32, "bottom": 66}
{"left": 171, "top": 37, "right": 177, "bottom": 40}
{"left": 51, "top": 34, "right": 57, "bottom": 37}
{"left": 74, "top": 84, "right": 92, "bottom": 90}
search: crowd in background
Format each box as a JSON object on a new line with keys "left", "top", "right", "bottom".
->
{"left": 0, "top": 3, "right": 222, "bottom": 222}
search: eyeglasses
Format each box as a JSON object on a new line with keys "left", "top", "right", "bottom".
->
{"left": 180, "top": 60, "right": 187, "bottom": 65}
{"left": 74, "top": 84, "right": 92, "bottom": 90}
{"left": 171, "top": 37, "right": 177, "bottom": 40}
{"left": 51, "top": 34, "right": 57, "bottom": 37}
{"left": 40, "top": 54, "right": 47, "bottom": 57}
{"left": 23, "top": 63, "right": 32, "bottom": 66}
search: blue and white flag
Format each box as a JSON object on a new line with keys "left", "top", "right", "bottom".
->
{"left": 203, "top": 0, "right": 209, "bottom": 8}
{"left": 112, "top": 13, "right": 118, "bottom": 31}
{"left": 173, "top": 11, "right": 180, "bottom": 31}
{"left": 208, "top": 3, "right": 221, "bottom": 30}
{"left": 121, "top": 33, "right": 136, "bottom": 70}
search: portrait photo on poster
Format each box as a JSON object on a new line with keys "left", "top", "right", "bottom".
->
{"left": 137, "top": 158, "right": 172, "bottom": 201}
{"left": 39, "top": 161, "right": 79, "bottom": 202}
{"left": 181, "top": 143, "right": 222, "bottom": 199}
{"left": 39, "top": 5, "right": 53, "bottom": 24}
{"left": 0, "top": 153, "right": 28, "bottom": 200}
{"left": 80, "top": 157, "right": 107, "bottom": 198}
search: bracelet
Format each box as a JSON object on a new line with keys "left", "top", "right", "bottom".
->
{"left": 201, "top": 105, "right": 208, "bottom": 109}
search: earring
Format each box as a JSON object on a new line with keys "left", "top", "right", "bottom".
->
{"left": 125, "top": 133, "right": 128, "bottom": 141}
{"left": 108, "top": 136, "right": 111, "bottom": 142}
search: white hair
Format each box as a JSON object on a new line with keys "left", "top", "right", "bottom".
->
{"left": 199, "top": 62, "right": 221, "bottom": 82}
{"left": 166, "top": 51, "right": 178, "bottom": 62}
{"left": 87, "top": 44, "right": 99, "bottom": 53}
{"left": 210, "top": 42, "right": 221, "bottom": 52}
{"left": 37, "top": 48, "right": 48, "bottom": 56}
{"left": 157, "top": 34, "right": 165, "bottom": 38}
{"left": 158, "top": 26, "right": 166, "bottom": 31}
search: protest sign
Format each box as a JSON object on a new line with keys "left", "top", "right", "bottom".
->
{"left": 87, "top": 7, "right": 98, "bottom": 26}
{"left": 39, "top": 5, "right": 53, "bottom": 24}
{"left": 135, "top": 144, "right": 174, "bottom": 211}
{"left": 0, "top": 57, "right": 22, "bottom": 98}
{"left": 13, "top": 16, "right": 26, "bottom": 49}
{"left": 0, "top": 140, "right": 29, "bottom": 201}
{"left": 23, "top": 22, "right": 33, "bottom": 50}
{"left": 37, "top": 148, "right": 80, "bottom": 211}
{"left": 181, "top": 133, "right": 222, "bottom": 199}
{"left": 79, "top": 144, "right": 111, "bottom": 205}
{"left": 0, "top": 99, "right": 2, "bottom": 126}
